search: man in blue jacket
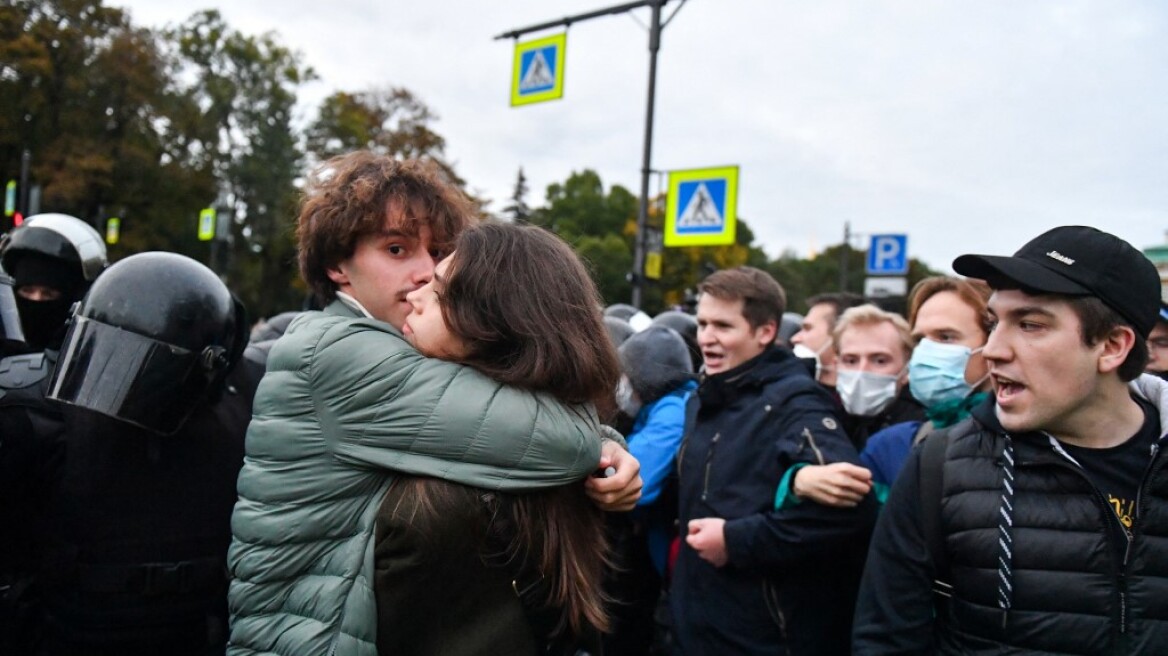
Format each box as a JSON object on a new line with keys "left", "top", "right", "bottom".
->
{"left": 672, "top": 266, "right": 877, "bottom": 655}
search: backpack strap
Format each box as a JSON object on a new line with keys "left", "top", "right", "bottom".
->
{"left": 918, "top": 429, "right": 952, "bottom": 601}
{"left": 911, "top": 420, "right": 935, "bottom": 446}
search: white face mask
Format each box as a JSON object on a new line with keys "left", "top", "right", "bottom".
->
{"left": 836, "top": 369, "right": 901, "bottom": 417}
{"left": 615, "top": 375, "right": 642, "bottom": 417}
{"left": 792, "top": 341, "right": 832, "bottom": 381}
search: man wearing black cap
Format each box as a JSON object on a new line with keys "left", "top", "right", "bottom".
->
{"left": 853, "top": 226, "right": 1168, "bottom": 654}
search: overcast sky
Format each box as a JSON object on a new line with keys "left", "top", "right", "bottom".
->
{"left": 115, "top": 0, "right": 1167, "bottom": 273}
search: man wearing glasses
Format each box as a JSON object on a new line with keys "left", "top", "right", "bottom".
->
{"left": 1147, "top": 302, "right": 1168, "bottom": 380}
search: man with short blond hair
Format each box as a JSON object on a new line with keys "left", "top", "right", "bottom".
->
{"left": 832, "top": 304, "right": 924, "bottom": 448}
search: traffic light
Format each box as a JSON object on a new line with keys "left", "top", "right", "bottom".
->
{"left": 12, "top": 212, "right": 22, "bottom": 227}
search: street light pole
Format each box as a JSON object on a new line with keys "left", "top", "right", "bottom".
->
{"left": 495, "top": 0, "right": 687, "bottom": 309}
{"left": 18, "top": 149, "right": 30, "bottom": 216}
{"left": 631, "top": 0, "right": 662, "bottom": 308}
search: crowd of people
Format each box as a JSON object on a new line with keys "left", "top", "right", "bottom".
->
{"left": 1, "top": 150, "right": 1167, "bottom": 656}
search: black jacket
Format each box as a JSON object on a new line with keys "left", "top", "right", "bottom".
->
{"left": 854, "top": 382, "right": 1168, "bottom": 655}
{"left": 374, "top": 478, "right": 598, "bottom": 656}
{"left": 672, "top": 346, "right": 877, "bottom": 656}
{"left": 24, "top": 363, "right": 257, "bottom": 656}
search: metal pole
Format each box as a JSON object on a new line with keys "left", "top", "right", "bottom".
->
{"left": 18, "top": 149, "right": 30, "bottom": 216}
{"left": 840, "top": 221, "right": 850, "bottom": 293}
{"left": 631, "top": 0, "right": 662, "bottom": 308}
{"left": 493, "top": 0, "right": 657, "bottom": 39}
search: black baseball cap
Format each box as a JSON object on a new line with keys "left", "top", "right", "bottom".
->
{"left": 953, "top": 226, "right": 1160, "bottom": 339}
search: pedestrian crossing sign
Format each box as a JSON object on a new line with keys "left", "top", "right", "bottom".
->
{"left": 198, "top": 208, "right": 216, "bottom": 241}
{"left": 664, "top": 166, "right": 739, "bottom": 247}
{"left": 511, "top": 33, "right": 566, "bottom": 106}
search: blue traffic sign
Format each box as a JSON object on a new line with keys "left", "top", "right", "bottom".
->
{"left": 866, "top": 234, "right": 908, "bottom": 275}
{"left": 511, "top": 33, "right": 567, "bottom": 106}
{"left": 664, "top": 166, "right": 739, "bottom": 247}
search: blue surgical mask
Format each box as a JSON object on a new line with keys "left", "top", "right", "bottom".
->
{"left": 908, "top": 338, "right": 985, "bottom": 409}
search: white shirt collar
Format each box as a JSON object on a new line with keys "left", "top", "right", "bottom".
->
{"left": 334, "top": 291, "right": 374, "bottom": 319}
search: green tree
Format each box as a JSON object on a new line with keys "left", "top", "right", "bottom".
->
{"left": 501, "top": 167, "right": 530, "bottom": 223}
{"left": 768, "top": 244, "right": 943, "bottom": 316}
{"left": 575, "top": 233, "right": 633, "bottom": 304}
{"left": 167, "top": 10, "right": 315, "bottom": 316}
{"left": 531, "top": 169, "right": 637, "bottom": 239}
{"left": 305, "top": 87, "right": 464, "bottom": 187}
{"left": 0, "top": 0, "right": 213, "bottom": 251}
{"left": 649, "top": 212, "right": 769, "bottom": 313}
{"left": 528, "top": 169, "right": 638, "bottom": 304}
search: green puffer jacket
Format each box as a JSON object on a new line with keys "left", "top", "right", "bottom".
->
{"left": 227, "top": 301, "right": 603, "bottom": 656}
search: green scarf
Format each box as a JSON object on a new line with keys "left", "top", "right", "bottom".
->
{"left": 926, "top": 391, "right": 991, "bottom": 429}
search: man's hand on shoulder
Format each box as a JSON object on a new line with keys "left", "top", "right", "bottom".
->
{"left": 584, "top": 440, "right": 642, "bottom": 512}
{"left": 686, "top": 517, "right": 728, "bottom": 567}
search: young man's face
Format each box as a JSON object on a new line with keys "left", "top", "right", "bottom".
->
{"left": 983, "top": 289, "right": 1109, "bottom": 436}
{"left": 327, "top": 202, "right": 443, "bottom": 329}
{"left": 837, "top": 321, "right": 909, "bottom": 382}
{"left": 911, "top": 290, "right": 989, "bottom": 387}
{"left": 402, "top": 255, "right": 469, "bottom": 361}
{"left": 1147, "top": 322, "right": 1168, "bottom": 374}
{"left": 791, "top": 303, "right": 837, "bottom": 364}
{"left": 696, "top": 294, "right": 776, "bottom": 375}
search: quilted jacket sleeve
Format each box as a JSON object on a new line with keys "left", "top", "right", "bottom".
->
{"left": 310, "top": 319, "right": 602, "bottom": 491}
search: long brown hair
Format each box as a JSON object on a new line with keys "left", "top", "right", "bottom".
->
{"left": 402, "top": 221, "right": 620, "bottom": 637}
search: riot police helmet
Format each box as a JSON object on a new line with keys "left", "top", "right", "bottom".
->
{"left": 604, "top": 303, "right": 640, "bottom": 322}
{"left": 2, "top": 213, "right": 107, "bottom": 283}
{"left": 650, "top": 310, "right": 697, "bottom": 342}
{"left": 604, "top": 316, "right": 635, "bottom": 348}
{"left": 777, "top": 311, "right": 804, "bottom": 348}
{"left": 1, "top": 213, "right": 108, "bottom": 350}
{"left": 618, "top": 325, "right": 695, "bottom": 406}
{"left": 47, "top": 252, "right": 246, "bottom": 435}
{"left": 651, "top": 310, "right": 701, "bottom": 372}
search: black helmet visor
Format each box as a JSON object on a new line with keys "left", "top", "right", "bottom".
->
{"left": 47, "top": 316, "right": 203, "bottom": 434}
{"left": 0, "top": 274, "right": 25, "bottom": 349}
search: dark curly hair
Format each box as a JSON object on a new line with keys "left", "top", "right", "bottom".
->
{"left": 296, "top": 152, "right": 475, "bottom": 303}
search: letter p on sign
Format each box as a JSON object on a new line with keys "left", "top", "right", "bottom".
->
{"left": 866, "top": 234, "right": 908, "bottom": 275}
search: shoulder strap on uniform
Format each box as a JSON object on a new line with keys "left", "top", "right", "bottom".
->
{"left": 0, "top": 352, "right": 49, "bottom": 396}
{"left": 918, "top": 428, "right": 951, "bottom": 599}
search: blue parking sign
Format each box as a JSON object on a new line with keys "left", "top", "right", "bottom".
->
{"left": 866, "top": 234, "right": 908, "bottom": 275}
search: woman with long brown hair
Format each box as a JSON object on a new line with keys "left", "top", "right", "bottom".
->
{"left": 373, "top": 221, "right": 621, "bottom": 655}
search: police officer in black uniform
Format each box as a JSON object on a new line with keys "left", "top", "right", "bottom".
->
{"left": 12, "top": 252, "right": 255, "bottom": 655}
{"left": 0, "top": 213, "right": 107, "bottom": 652}
{"left": 0, "top": 268, "right": 61, "bottom": 653}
